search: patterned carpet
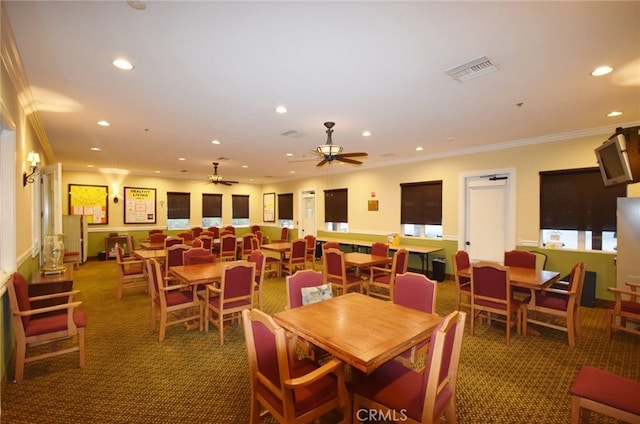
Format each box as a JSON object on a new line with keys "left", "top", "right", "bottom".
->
{"left": 1, "top": 259, "right": 638, "bottom": 423}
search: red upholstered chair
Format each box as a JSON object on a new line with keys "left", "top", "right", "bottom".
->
{"left": 351, "top": 310, "right": 466, "bottom": 424}
{"left": 393, "top": 272, "right": 437, "bottom": 369}
{"left": 204, "top": 262, "right": 255, "bottom": 344}
{"left": 163, "top": 236, "right": 184, "bottom": 249}
{"left": 219, "top": 233, "right": 238, "bottom": 262}
{"left": 570, "top": 365, "right": 640, "bottom": 424}
{"left": 240, "top": 233, "right": 257, "bottom": 260}
{"left": 197, "top": 234, "right": 213, "bottom": 251}
{"left": 149, "top": 232, "right": 167, "bottom": 243}
{"left": 251, "top": 225, "right": 261, "bottom": 234}
{"left": 281, "top": 239, "right": 306, "bottom": 277}
{"left": 286, "top": 269, "right": 325, "bottom": 310}
{"left": 274, "top": 226, "right": 289, "bottom": 243}
{"left": 304, "top": 234, "right": 317, "bottom": 269}
{"left": 370, "top": 241, "right": 389, "bottom": 257}
{"left": 249, "top": 250, "right": 266, "bottom": 310}
{"left": 115, "top": 243, "right": 147, "bottom": 298}
{"left": 224, "top": 225, "right": 235, "bottom": 235}
{"left": 471, "top": 262, "right": 523, "bottom": 345}
{"left": 191, "top": 238, "right": 203, "bottom": 248}
{"left": 164, "top": 244, "right": 189, "bottom": 282}
{"left": 255, "top": 230, "right": 264, "bottom": 248}
{"left": 452, "top": 250, "right": 471, "bottom": 311}
{"left": 504, "top": 250, "right": 536, "bottom": 299}
{"left": 7, "top": 272, "right": 87, "bottom": 383}
{"left": 607, "top": 281, "right": 640, "bottom": 339}
{"left": 191, "top": 226, "right": 203, "bottom": 237}
{"left": 177, "top": 231, "right": 194, "bottom": 243}
{"left": 148, "top": 229, "right": 164, "bottom": 236}
{"left": 242, "top": 308, "right": 350, "bottom": 424}
{"left": 322, "top": 241, "right": 340, "bottom": 252}
{"left": 323, "top": 248, "right": 362, "bottom": 296}
{"left": 147, "top": 258, "right": 202, "bottom": 341}
{"left": 524, "top": 262, "right": 586, "bottom": 347}
{"left": 207, "top": 226, "right": 220, "bottom": 239}
{"left": 367, "top": 248, "right": 408, "bottom": 301}
{"left": 182, "top": 247, "right": 216, "bottom": 265}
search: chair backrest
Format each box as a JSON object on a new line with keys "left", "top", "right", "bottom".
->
{"left": 220, "top": 234, "right": 237, "bottom": 258}
{"left": 183, "top": 247, "right": 216, "bottom": 265}
{"left": 504, "top": 250, "right": 536, "bottom": 269}
{"left": 147, "top": 258, "right": 163, "bottom": 303}
{"left": 280, "top": 227, "right": 289, "bottom": 242}
{"left": 207, "top": 227, "right": 220, "bottom": 239}
{"left": 149, "top": 232, "right": 167, "bottom": 243}
{"left": 391, "top": 248, "right": 409, "bottom": 275}
{"left": 191, "top": 227, "right": 203, "bottom": 237}
{"left": 394, "top": 272, "right": 437, "bottom": 314}
{"left": 249, "top": 250, "right": 266, "bottom": 285}
{"left": 452, "top": 250, "right": 471, "bottom": 286}
{"left": 289, "top": 239, "right": 307, "bottom": 262}
{"left": 115, "top": 243, "right": 128, "bottom": 266}
{"left": 286, "top": 269, "right": 325, "bottom": 309}
{"left": 471, "top": 262, "right": 510, "bottom": 302}
{"left": 197, "top": 235, "right": 213, "bottom": 250}
{"left": 567, "top": 262, "right": 587, "bottom": 301}
{"left": 370, "top": 242, "right": 389, "bottom": 257}
{"left": 224, "top": 225, "right": 235, "bottom": 235}
{"left": 323, "top": 248, "right": 348, "bottom": 285}
{"left": 177, "top": 231, "right": 194, "bottom": 242}
{"left": 165, "top": 244, "right": 189, "bottom": 273}
{"left": 126, "top": 235, "right": 135, "bottom": 255}
{"left": 220, "top": 262, "right": 255, "bottom": 304}
{"left": 164, "top": 236, "right": 184, "bottom": 249}
{"left": 255, "top": 230, "right": 264, "bottom": 247}
{"left": 419, "top": 310, "right": 466, "bottom": 423}
{"left": 322, "top": 241, "right": 340, "bottom": 251}
{"left": 530, "top": 251, "right": 548, "bottom": 272}
{"left": 304, "top": 234, "right": 316, "bottom": 253}
{"left": 251, "top": 225, "right": 261, "bottom": 233}
{"left": 242, "top": 233, "right": 256, "bottom": 252}
{"left": 9, "top": 272, "right": 32, "bottom": 329}
{"left": 148, "top": 229, "right": 164, "bottom": 236}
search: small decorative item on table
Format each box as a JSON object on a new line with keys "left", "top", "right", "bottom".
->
{"left": 42, "top": 234, "right": 66, "bottom": 274}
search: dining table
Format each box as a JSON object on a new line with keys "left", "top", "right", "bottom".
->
{"left": 273, "top": 292, "right": 441, "bottom": 373}
{"left": 261, "top": 242, "right": 291, "bottom": 260}
{"left": 342, "top": 252, "right": 392, "bottom": 277}
{"left": 133, "top": 249, "right": 167, "bottom": 261}
{"left": 169, "top": 260, "right": 248, "bottom": 287}
{"left": 458, "top": 265, "right": 560, "bottom": 294}
{"left": 29, "top": 265, "right": 75, "bottom": 310}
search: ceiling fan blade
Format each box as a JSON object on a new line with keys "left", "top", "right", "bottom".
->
{"left": 336, "top": 157, "right": 363, "bottom": 165}
{"left": 316, "top": 159, "right": 328, "bottom": 167}
{"left": 338, "top": 152, "right": 368, "bottom": 158}
{"left": 226, "top": 180, "right": 239, "bottom": 184}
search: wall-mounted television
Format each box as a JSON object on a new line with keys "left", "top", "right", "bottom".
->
{"left": 595, "top": 133, "right": 633, "bottom": 186}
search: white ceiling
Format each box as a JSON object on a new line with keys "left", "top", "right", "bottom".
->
{"left": 5, "top": 1, "right": 640, "bottom": 184}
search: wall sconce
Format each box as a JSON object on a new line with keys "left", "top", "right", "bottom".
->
{"left": 23, "top": 151, "right": 41, "bottom": 186}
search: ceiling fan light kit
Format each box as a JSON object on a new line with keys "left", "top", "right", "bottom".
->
{"left": 315, "top": 122, "right": 368, "bottom": 167}
{"left": 208, "top": 162, "right": 238, "bottom": 185}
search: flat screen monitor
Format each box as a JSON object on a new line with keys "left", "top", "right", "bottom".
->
{"left": 595, "top": 133, "right": 633, "bottom": 186}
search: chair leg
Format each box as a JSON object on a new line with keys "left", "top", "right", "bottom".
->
{"left": 159, "top": 313, "right": 167, "bottom": 342}
{"left": 78, "top": 328, "right": 86, "bottom": 368}
{"left": 218, "top": 314, "right": 224, "bottom": 345}
{"left": 567, "top": 315, "right": 576, "bottom": 347}
{"left": 606, "top": 310, "right": 613, "bottom": 339}
{"left": 570, "top": 396, "right": 581, "bottom": 424}
{"left": 14, "top": 342, "right": 26, "bottom": 383}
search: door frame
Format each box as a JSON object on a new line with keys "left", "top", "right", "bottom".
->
{"left": 457, "top": 167, "right": 516, "bottom": 254}
{"left": 298, "top": 189, "right": 317, "bottom": 238}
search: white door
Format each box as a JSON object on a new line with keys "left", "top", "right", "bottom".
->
{"left": 460, "top": 170, "right": 515, "bottom": 263}
{"left": 299, "top": 190, "right": 316, "bottom": 237}
{"left": 616, "top": 197, "right": 640, "bottom": 289}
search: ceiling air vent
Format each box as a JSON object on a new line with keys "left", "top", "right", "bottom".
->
{"left": 445, "top": 56, "right": 497, "bottom": 82}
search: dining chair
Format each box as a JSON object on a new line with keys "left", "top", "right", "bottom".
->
{"left": 164, "top": 243, "right": 189, "bottom": 283}
{"left": 367, "top": 248, "right": 408, "bottom": 301}
{"left": 304, "top": 234, "right": 317, "bottom": 269}
{"left": 191, "top": 226, "right": 203, "bottom": 237}
{"left": 470, "top": 261, "right": 523, "bottom": 345}
{"left": 248, "top": 250, "right": 266, "bottom": 310}
{"left": 360, "top": 241, "right": 389, "bottom": 277}
{"left": 7, "top": 272, "right": 87, "bottom": 383}
{"left": 148, "top": 229, "right": 164, "bottom": 236}
{"left": 149, "top": 232, "right": 167, "bottom": 243}
{"left": 251, "top": 224, "right": 261, "bottom": 233}
{"left": 240, "top": 233, "right": 257, "bottom": 260}
{"left": 351, "top": 310, "right": 466, "bottom": 424}
{"left": 204, "top": 261, "right": 255, "bottom": 344}
{"left": 197, "top": 234, "right": 213, "bottom": 251}
{"left": 219, "top": 233, "right": 238, "bottom": 262}
{"left": 255, "top": 230, "right": 264, "bottom": 248}
{"left": 523, "top": 262, "right": 586, "bottom": 347}
{"left": 115, "top": 243, "right": 147, "bottom": 298}
{"left": 163, "top": 236, "right": 184, "bottom": 249}
{"left": 273, "top": 226, "right": 289, "bottom": 243}
{"left": 177, "top": 231, "right": 194, "bottom": 243}
{"left": 242, "top": 308, "right": 350, "bottom": 424}
{"left": 224, "top": 225, "right": 235, "bottom": 235}
{"left": 606, "top": 281, "right": 640, "bottom": 339}
{"left": 323, "top": 248, "right": 362, "bottom": 296}
{"left": 182, "top": 247, "right": 216, "bottom": 265}
{"left": 281, "top": 239, "right": 306, "bottom": 277}
{"left": 393, "top": 272, "right": 437, "bottom": 369}
{"left": 322, "top": 241, "right": 340, "bottom": 252}
{"left": 452, "top": 250, "right": 471, "bottom": 311}
{"left": 504, "top": 250, "right": 536, "bottom": 299}
{"left": 147, "top": 258, "right": 202, "bottom": 342}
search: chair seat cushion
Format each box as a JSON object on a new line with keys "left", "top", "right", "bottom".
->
{"left": 123, "top": 266, "right": 144, "bottom": 276}
{"left": 372, "top": 274, "right": 391, "bottom": 285}
{"left": 207, "top": 295, "right": 250, "bottom": 310}
{"left": 570, "top": 365, "right": 640, "bottom": 416}
{"left": 460, "top": 282, "right": 471, "bottom": 292}
{"left": 475, "top": 298, "right": 521, "bottom": 310}
{"left": 535, "top": 293, "right": 567, "bottom": 310}
{"left": 621, "top": 300, "right": 640, "bottom": 314}
{"left": 165, "top": 291, "right": 196, "bottom": 307}
{"left": 352, "top": 359, "right": 451, "bottom": 422}
{"left": 25, "top": 311, "right": 86, "bottom": 337}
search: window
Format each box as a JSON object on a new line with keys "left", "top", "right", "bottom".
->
{"left": 167, "top": 192, "right": 190, "bottom": 229}
{"left": 324, "top": 188, "right": 348, "bottom": 232}
{"left": 540, "top": 167, "right": 626, "bottom": 251}
{"left": 400, "top": 180, "right": 443, "bottom": 238}
{"left": 278, "top": 193, "right": 294, "bottom": 228}
{"left": 232, "top": 194, "right": 250, "bottom": 227}
{"left": 202, "top": 193, "right": 222, "bottom": 228}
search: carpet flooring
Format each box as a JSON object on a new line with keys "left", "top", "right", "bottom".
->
{"left": 1, "top": 259, "right": 639, "bottom": 423}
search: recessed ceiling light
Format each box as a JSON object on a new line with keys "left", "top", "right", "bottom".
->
{"left": 285, "top": 153, "right": 293, "bottom": 157}
{"left": 591, "top": 66, "right": 613, "bottom": 76}
{"left": 416, "top": 146, "right": 424, "bottom": 151}
{"left": 112, "top": 58, "right": 134, "bottom": 70}
{"left": 154, "top": 170, "right": 160, "bottom": 173}
{"left": 362, "top": 131, "right": 372, "bottom": 137}
{"left": 290, "top": 171, "right": 295, "bottom": 174}
{"left": 87, "top": 164, "right": 94, "bottom": 168}
{"left": 275, "top": 105, "right": 287, "bottom": 114}
{"left": 607, "top": 111, "right": 623, "bottom": 117}
{"left": 127, "top": 0, "right": 147, "bottom": 10}
{"left": 446, "top": 137, "right": 455, "bottom": 142}
{"left": 242, "top": 165, "right": 248, "bottom": 168}
{"left": 178, "top": 157, "right": 186, "bottom": 161}
{"left": 97, "top": 120, "right": 110, "bottom": 127}
{"left": 90, "top": 147, "right": 101, "bottom": 151}
{"left": 211, "top": 139, "right": 221, "bottom": 144}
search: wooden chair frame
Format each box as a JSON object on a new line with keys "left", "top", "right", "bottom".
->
{"left": 323, "top": 248, "right": 362, "bottom": 296}
{"left": 115, "top": 243, "right": 147, "bottom": 298}
{"left": 452, "top": 250, "right": 471, "bottom": 311}
{"left": 606, "top": 281, "right": 640, "bottom": 339}
{"left": 367, "top": 248, "right": 408, "bottom": 301}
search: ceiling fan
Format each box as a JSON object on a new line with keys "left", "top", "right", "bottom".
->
{"left": 207, "top": 162, "right": 238, "bottom": 185}
{"left": 315, "top": 122, "right": 368, "bottom": 167}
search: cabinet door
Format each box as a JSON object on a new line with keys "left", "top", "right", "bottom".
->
{"left": 617, "top": 198, "right": 640, "bottom": 289}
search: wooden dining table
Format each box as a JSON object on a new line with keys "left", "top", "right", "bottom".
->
{"left": 458, "top": 265, "right": 560, "bottom": 291}
{"left": 342, "top": 252, "right": 392, "bottom": 276}
{"left": 273, "top": 292, "right": 441, "bottom": 373}
{"left": 261, "top": 242, "right": 291, "bottom": 259}
{"left": 169, "top": 260, "right": 248, "bottom": 286}
{"left": 133, "top": 249, "right": 167, "bottom": 261}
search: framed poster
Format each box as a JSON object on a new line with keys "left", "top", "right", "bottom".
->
{"left": 263, "top": 192, "right": 275, "bottom": 222}
{"left": 124, "top": 187, "right": 157, "bottom": 224}
{"left": 68, "top": 184, "right": 108, "bottom": 224}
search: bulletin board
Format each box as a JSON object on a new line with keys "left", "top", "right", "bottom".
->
{"left": 124, "top": 187, "right": 157, "bottom": 224}
{"left": 68, "top": 184, "right": 108, "bottom": 224}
